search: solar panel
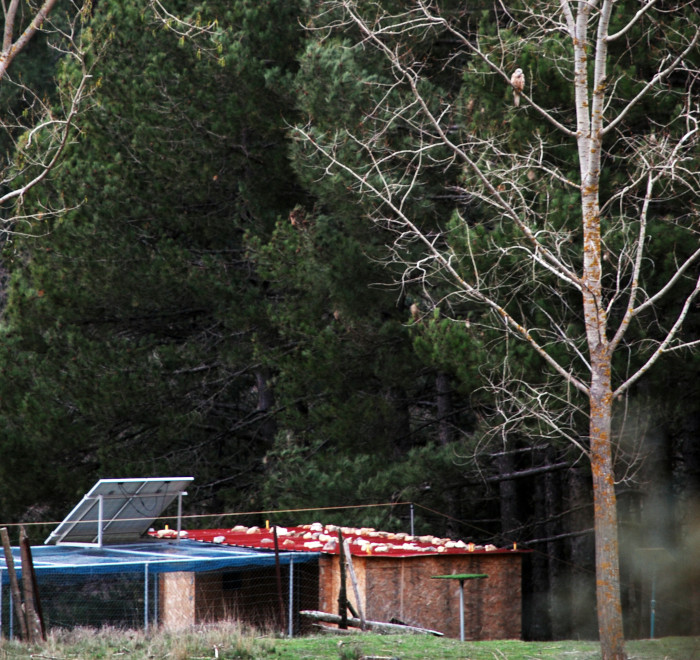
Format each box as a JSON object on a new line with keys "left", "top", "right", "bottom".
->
{"left": 45, "top": 477, "right": 194, "bottom": 546}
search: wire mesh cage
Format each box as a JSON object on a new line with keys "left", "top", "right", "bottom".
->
{"left": 1, "top": 545, "right": 319, "bottom": 639}
{"left": 172, "top": 561, "right": 320, "bottom": 634}
{"left": 3, "top": 571, "right": 154, "bottom": 632}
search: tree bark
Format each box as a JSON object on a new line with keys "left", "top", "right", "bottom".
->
{"left": 590, "top": 381, "right": 626, "bottom": 660}
{"left": 0, "top": 0, "right": 58, "bottom": 82}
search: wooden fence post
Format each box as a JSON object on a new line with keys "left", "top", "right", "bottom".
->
{"left": 272, "top": 525, "right": 286, "bottom": 631}
{"left": 337, "top": 530, "right": 348, "bottom": 629}
{"left": 0, "top": 527, "right": 28, "bottom": 640}
{"left": 343, "top": 539, "right": 366, "bottom": 630}
{"left": 20, "top": 527, "right": 45, "bottom": 641}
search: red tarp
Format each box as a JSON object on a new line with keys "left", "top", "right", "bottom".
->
{"left": 152, "top": 523, "right": 519, "bottom": 557}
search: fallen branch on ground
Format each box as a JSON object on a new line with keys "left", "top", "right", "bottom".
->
{"left": 300, "top": 610, "right": 443, "bottom": 636}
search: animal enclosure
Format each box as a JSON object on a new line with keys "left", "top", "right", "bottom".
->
{"left": 184, "top": 524, "right": 525, "bottom": 640}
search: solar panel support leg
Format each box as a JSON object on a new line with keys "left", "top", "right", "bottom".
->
{"left": 176, "top": 493, "right": 183, "bottom": 544}
{"left": 97, "top": 495, "right": 104, "bottom": 548}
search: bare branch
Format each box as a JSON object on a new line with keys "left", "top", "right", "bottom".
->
{"left": 604, "top": 0, "right": 659, "bottom": 44}
{"left": 295, "top": 122, "right": 590, "bottom": 396}
{"left": 633, "top": 245, "right": 700, "bottom": 317}
{"left": 614, "top": 272, "right": 700, "bottom": 397}
{"left": 608, "top": 172, "right": 654, "bottom": 353}
{"left": 0, "top": 0, "right": 59, "bottom": 81}
{"left": 338, "top": 4, "right": 584, "bottom": 294}
{"left": 148, "top": 0, "right": 219, "bottom": 40}
{"left": 1, "top": 2, "right": 98, "bottom": 233}
{"left": 603, "top": 28, "right": 700, "bottom": 137}
{"left": 2, "top": 0, "right": 20, "bottom": 55}
{"left": 0, "top": 69, "right": 92, "bottom": 208}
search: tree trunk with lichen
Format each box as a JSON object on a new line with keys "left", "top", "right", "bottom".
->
{"left": 582, "top": 213, "right": 626, "bottom": 657}
{"left": 589, "top": 360, "right": 626, "bottom": 660}
{"left": 576, "top": 0, "right": 627, "bottom": 651}
{"left": 581, "top": 185, "right": 626, "bottom": 659}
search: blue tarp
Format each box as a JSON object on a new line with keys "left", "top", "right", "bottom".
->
{"left": 0, "top": 539, "right": 319, "bottom": 582}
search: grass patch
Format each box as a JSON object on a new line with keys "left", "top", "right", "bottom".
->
{"left": 0, "top": 623, "right": 697, "bottom": 659}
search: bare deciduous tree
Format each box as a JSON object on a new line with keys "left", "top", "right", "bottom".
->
{"left": 294, "top": 1, "right": 700, "bottom": 658}
{"left": 1, "top": 0, "right": 95, "bottom": 236}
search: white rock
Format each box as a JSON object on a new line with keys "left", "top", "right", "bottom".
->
{"left": 304, "top": 541, "right": 323, "bottom": 549}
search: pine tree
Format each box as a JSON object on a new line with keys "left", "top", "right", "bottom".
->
{"left": 0, "top": 0, "right": 305, "bottom": 519}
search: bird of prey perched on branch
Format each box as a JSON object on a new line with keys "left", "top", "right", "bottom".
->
{"left": 511, "top": 68, "right": 525, "bottom": 107}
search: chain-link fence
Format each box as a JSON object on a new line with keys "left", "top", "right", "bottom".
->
{"left": 1, "top": 556, "right": 319, "bottom": 639}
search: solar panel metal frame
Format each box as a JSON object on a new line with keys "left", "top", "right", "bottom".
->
{"left": 45, "top": 477, "right": 194, "bottom": 546}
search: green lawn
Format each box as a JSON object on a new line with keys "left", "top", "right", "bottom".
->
{"left": 0, "top": 626, "right": 698, "bottom": 659}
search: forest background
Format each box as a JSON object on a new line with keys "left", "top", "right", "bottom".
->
{"left": 0, "top": 0, "right": 698, "bottom": 645}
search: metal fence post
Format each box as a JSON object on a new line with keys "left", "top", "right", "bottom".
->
{"left": 288, "top": 558, "right": 294, "bottom": 638}
{"left": 154, "top": 571, "right": 159, "bottom": 627}
{"left": 144, "top": 563, "right": 149, "bottom": 631}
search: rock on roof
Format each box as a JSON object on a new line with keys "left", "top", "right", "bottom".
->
{"left": 152, "top": 522, "right": 517, "bottom": 557}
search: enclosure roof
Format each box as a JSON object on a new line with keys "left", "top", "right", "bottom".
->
{"left": 0, "top": 539, "right": 318, "bottom": 582}
{"left": 171, "top": 523, "right": 523, "bottom": 557}
{"left": 44, "top": 477, "right": 194, "bottom": 546}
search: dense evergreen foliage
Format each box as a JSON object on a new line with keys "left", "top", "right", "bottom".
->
{"left": 0, "top": 0, "right": 306, "bottom": 516}
{"left": 0, "top": 0, "right": 697, "bottom": 642}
